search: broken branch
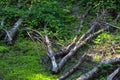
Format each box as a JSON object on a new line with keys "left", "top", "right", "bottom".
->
{"left": 58, "top": 53, "right": 87, "bottom": 80}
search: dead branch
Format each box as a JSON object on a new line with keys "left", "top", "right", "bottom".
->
{"left": 78, "top": 23, "right": 96, "bottom": 41}
{"left": 100, "top": 21, "right": 120, "bottom": 30}
{"left": 113, "top": 13, "right": 120, "bottom": 23}
{"left": 45, "top": 35, "right": 58, "bottom": 73}
{"left": 1, "top": 18, "right": 5, "bottom": 27}
{"left": 58, "top": 53, "right": 87, "bottom": 80}
{"left": 107, "top": 67, "right": 120, "bottom": 80}
{"left": 78, "top": 13, "right": 104, "bottom": 42}
{"left": 76, "top": 57, "right": 120, "bottom": 80}
{"left": 55, "top": 7, "right": 91, "bottom": 57}
{"left": 58, "top": 26, "right": 109, "bottom": 70}
{"left": 66, "top": 7, "right": 91, "bottom": 49}
{"left": 4, "top": 18, "right": 23, "bottom": 44}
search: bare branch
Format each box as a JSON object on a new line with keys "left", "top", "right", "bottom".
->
{"left": 59, "top": 53, "right": 87, "bottom": 80}
{"left": 45, "top": 35, "right": 58, "bottom": 73}
{"left": 1, "top": 18, "right": 5, "bottom": 27}
{"left": 100, "top": 21, "right": 120, "bottom": 30}
{"left": 58, "top": 26, "right": 109, "bottom": 70}
{"left": 113, "top": 13, "right": 120, "bottom": 23}
{"left": 55, "top": 7, "right": 92, "bottom": 57}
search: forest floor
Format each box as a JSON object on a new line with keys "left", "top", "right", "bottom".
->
{"left": 0, "top": 31, "right": 120, "bottom": 80}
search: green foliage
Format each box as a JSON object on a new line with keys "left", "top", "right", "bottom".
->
{"left": 0, "top": 46, "right": 9, "bottom": 53}
{"left": 0, "top": 0, "right": 75, "bottom": 40}
{"left": 111, "top": 31, "right": 120, "bottom": 44}
{"left": 79, "top": 0, "right": 120, "bottom": 10}
{"left": 94, "top": 32, "right": 111, "bottom": 44}
{"left": 93, "top": 54, "right": 102, "bottom": 62}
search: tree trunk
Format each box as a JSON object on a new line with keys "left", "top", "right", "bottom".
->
{"left": 4, "top": 18, "right": 23, "bottom": 44}
{"left": 45, "top": 35, "right": 58, "bottom": 73}
{"left": 59, "top": 53, "right": 87, "bottom": 80}
{"left": 76, "top": 57, "right": 120, "bottom": 80}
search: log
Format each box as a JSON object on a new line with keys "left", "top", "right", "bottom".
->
{"left": 107, "top": 67, "right": 120, "bottom": 80}
{"left": 58, "top": 26, "right": 109, "bottom": 70}
{"left": 76, "top": 57, "right": 120, "bottom": 80}
{"left": 45, "top": 35, "right": 58, "bottom": 73}
{"left": 58, "top": 53, "right": 87, "bottom": 80}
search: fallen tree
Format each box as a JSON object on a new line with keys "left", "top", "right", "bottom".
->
{"left": 59, "top": 53, "right": 87, "bottom": 80}
{"left": 76, "top": 57, "right": 120, "bottom": 80}
{"left": 24, "top": 8, "right": 120, "bottom": 74}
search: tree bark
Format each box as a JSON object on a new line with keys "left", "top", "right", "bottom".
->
{"left": 45, "top": 35, "right": 58, "bottom": 73}
{"left": 76, "top": 57, "right": 120, "bottom": 80}
{"left": 58, "top": 53, "right": 87, "bottom": 80}
{"left": 4, "top": 18, "right": 23, "bottom": 44}
{"left": 58, "top": 26, "right": 109, "bottom": 70}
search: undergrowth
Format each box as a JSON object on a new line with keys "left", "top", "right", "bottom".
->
{"left": 0, "top": 39, "right": 58, "bottom": 80}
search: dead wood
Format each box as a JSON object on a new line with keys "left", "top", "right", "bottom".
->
{"left": 107, "top": 67, "right": 120, "bottom": 80}
{"left": 65, "top": 7, "right": 91, "bottom": 51}
{"left": 58, "top": 26, "right": 109, "bottom": 71}
{"left": 45, "top": 35, "right": 58, "bottom": 73}
{"left": 100, "top": 21, "right": 120, "bottom": 30}
{"left": 76, "top": 57, "right": 120, "bottom": 80}
{"left": 54, "top": 7, "right": 91, "bottom": 57}
{"left": 4, "top": 18, "right": 23, "bottom": 44}
{"left": 58, "top": 53, "right": 87, "bottom": 80}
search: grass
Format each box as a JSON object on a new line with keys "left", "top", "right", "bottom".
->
{"left": 0, "top": 39, "right": 58, "bottom": 80}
